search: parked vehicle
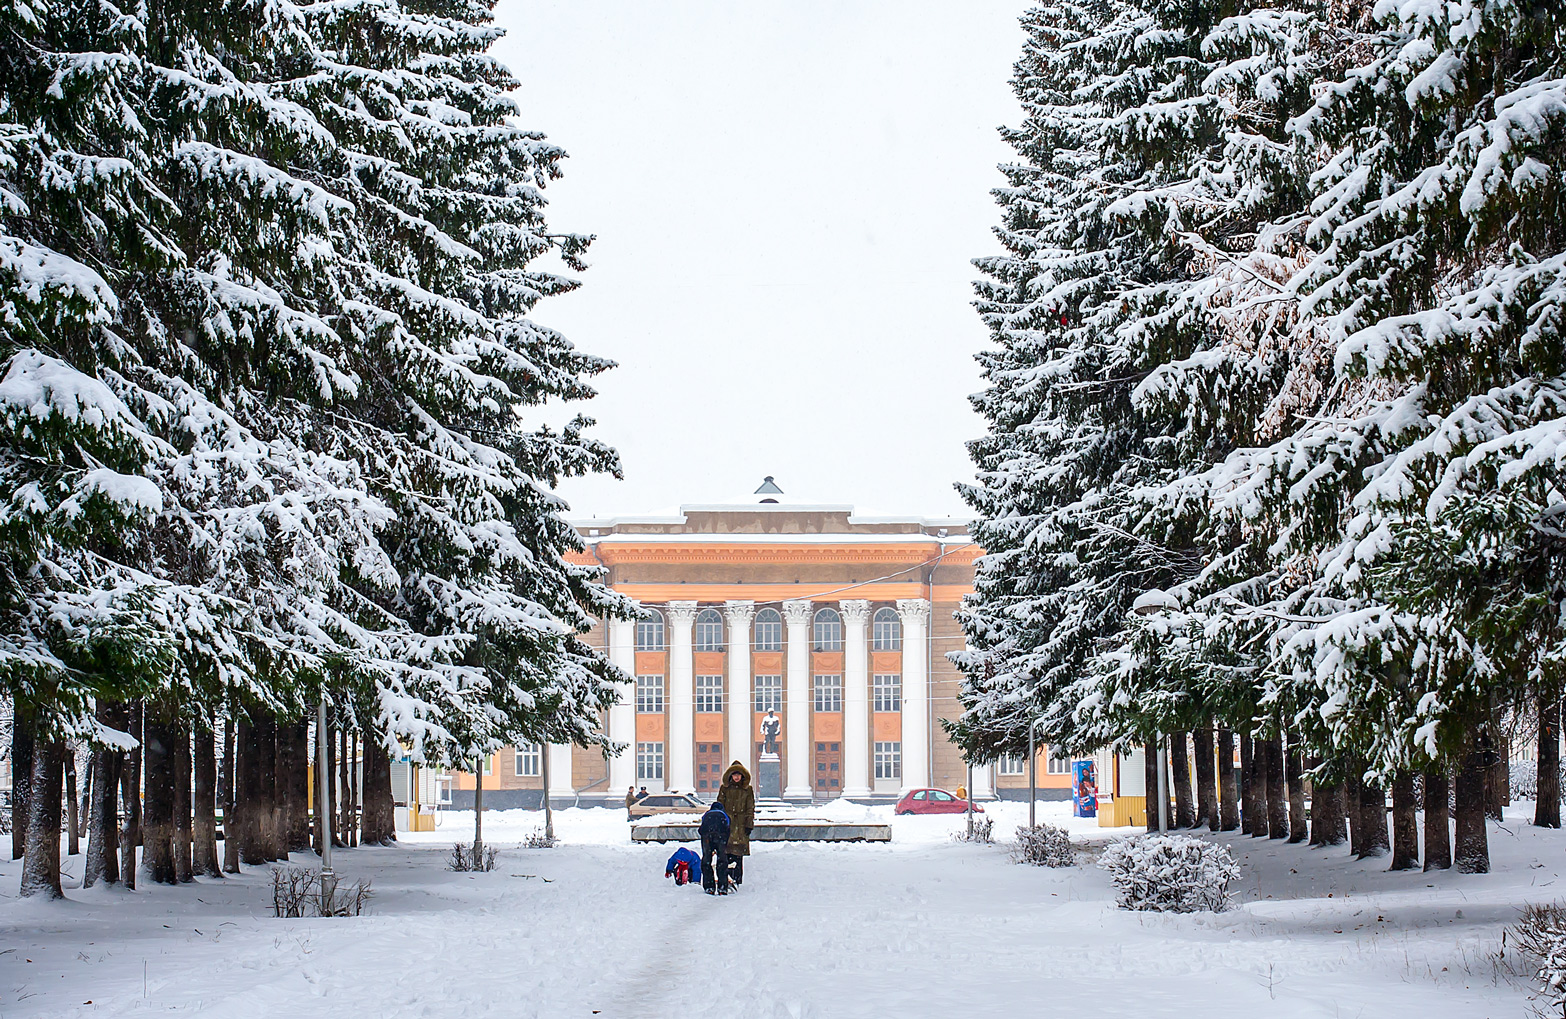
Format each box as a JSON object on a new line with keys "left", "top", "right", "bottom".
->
{"left": 629, "top": 791, "right": 707, "bottom": 820}
{"left": 894, "top": 788, "right": 984, "bottom": 816}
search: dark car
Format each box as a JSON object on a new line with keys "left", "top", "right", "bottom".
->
{"left": 894, "top": 788, "right": 984, "bottom": 815}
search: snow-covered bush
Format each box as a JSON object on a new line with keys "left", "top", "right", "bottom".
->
{"left": 1510, "top": 761, "right": 1566, "bottom": 803}
{"left": 1013, "top": 824, "right": 1074, "bottom": 867}
{"left": 952, "top": 816, "right": 995, "bottom": 844}
{"left": 1100, "top": 835, "right": 1239, "bottom": 913}
{"left": 1512, "top": 902, "right": 1566, "bottom": 1006}
{"left": 523, "top": 828, "right": 558, "bottom": 849}
{"left": 449, "top": 842, "right": 498, "bottom": 872}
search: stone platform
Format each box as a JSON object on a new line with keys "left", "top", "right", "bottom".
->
{"left": 630, "top": 817, "right": 891, "bottom": 844}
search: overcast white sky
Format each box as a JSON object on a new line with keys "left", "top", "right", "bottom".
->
{"left": 493, "top": 1, "right": 1029, "bottom": 519}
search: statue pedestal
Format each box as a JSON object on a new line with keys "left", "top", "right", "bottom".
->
{"left": 758, "top": 752, "right": 783, "bottom": 801}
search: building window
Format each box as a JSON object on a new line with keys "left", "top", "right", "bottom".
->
{"left": 695, "top": 607, "right": 724, "bottom": 652}
{"left": 997, "top": 753, "right": 1025, "bottom": 776}
{"left": 872, "top": 673, "right": 901, "bottom": 712}
{"left": 695, "top": 674, "right": 724, "bottom": 713}
{"left": 1047, "top": 751, "right": 1071, "bottom": 775}
{"left": 481, "top": 755, "right": 493, "bottom": 776}
{"left": 636, "top": 674, "right": 664, "bottom": 713}
{"left": 813, "top": 674, "right": 843, "bottom": 712}
{"left": 874, "top": 741, "right": 902, "bottom": 780}
{"left": 515, "top": 743, "right": 541, "bottom": 777}
{"left": 813, "top": 607, "right": 843, "bottom": 651}
{"left": 754, "top": 674, "right": 782, "bottom": 712}
{"left": 872, "top": 607, "right": 902, "bottom": 650}
{"left": 637, "top": 742, "right": 664, "bottom": 781}
{"left": 753, "top": 608, "right": 783, "bottom": 651}
{"left": 636, "top": 610, "right": 665, "bottom": 651}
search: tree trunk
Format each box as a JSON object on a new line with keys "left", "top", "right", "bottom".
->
{"left": 140, "top": 704, "right": 177, "bottom": 885}
{"left": 1538, "top": 682, "right": 1561, "bottom": 829}
{"left": 85, "top": 701, "right": 123, "bottom": 888}
{"left": 1311, "top": 776, "right": 1346, "bottom": 847}
{"left": 274, "top": 715, "right": 296, "bottom": 860}
{"left": 285, "top": 718, "right": 310, "bottom": 852}
{"left": 173, "top": 721, "right": 192, "bottom": 882}
{"left": 1424, "top": 767, "right": 1451, "bottom": 870}
{"left": 1171, "top": 731, "right": 1194, "bottom": 828}
{"left": 1454, "top": 743, "right": 1490, "bottom": 873}
{"left": 1286, "top": 737, "right": 1307, "bottom": 844}
{"left": 1389, "top": 773, "right": 1418, "bottom": 870}
{"left": 65, "top": 751, "right": 80, "bottom": 856}
{"left": 236, "top": 714, "right": 265, "bottom": 866}
{"left": 258, "top": 713, "right": 280, "bottom": 861}
{"left": 1484, "top": 707, "right": 1507, "bottom": 819}
{"left": 326, "top": 713, "right": 341, "bottom": 847}
{"left": 1143, "top": 740, "right": 1158, "bottom": 832}
{"left": 361, "top": 739, "right": 396, "bottom": 845}
{"left": 192, "top": 725, "right": 221, "bottom": 877}
{"left": 1193, "top": 725, "right": 1216, "bottom": 831}
{"left": 1239, "top": 734, "right": 1257, "bottom": 836}
{"left": 348, "top": 730, "right": 359, "bottom": 848}
{"left": 118, "top": 701, "right": 141, "bottom": 889}
{"left": 1216, "top": 728, "right": 1239, "bottom": 831}
{"left": 339, "top": 726, "right": 352, "bottom": 847}
{"left": 1357, "top": 773, "right": 1389, "bottom": 859}
{"left": 1345, "top": 767, "right": 1364, "bottom": 857}
{"left": 10, "top": 701, "right": 32, "bottom": 861}
{"left": 222, "top": 718, "right": 238, "bottom": 874}
{"left": 19, "top": 739, "right": 63, "bottom": 898}
{"left": 1265, "top": 735, "right": 1287, "bottom": 839}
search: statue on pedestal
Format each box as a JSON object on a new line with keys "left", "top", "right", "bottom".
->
{"left": 760, "top": 710, "right": 781, "bottom": 756}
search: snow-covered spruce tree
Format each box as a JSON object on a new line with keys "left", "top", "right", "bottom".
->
{"left": 282, "top": 0, "right": 635, "bottom": 772}
{"left": 953, "top": 0, "right": 1181, "bottom": 763}
{"left": 953, "top": 0, "right": 1324, "bottom": 773}
{"left": 1216, "top": 0, "right": 1566, "bottom": 874}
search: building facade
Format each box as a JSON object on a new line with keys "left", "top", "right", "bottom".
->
{"left": 450, "top": 500, "right": 1073, "bottom": 807}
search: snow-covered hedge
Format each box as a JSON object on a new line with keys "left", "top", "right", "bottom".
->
{"left": 1013, "top": 824, "right": 1074, "bottom": 867}
{"left": 1100, "top": 835, "right": 1239, "bottom": 913}
{"left": 1513, "top": 903, "right": 1566, "bottom": 1006}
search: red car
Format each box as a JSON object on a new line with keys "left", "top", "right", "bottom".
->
{"left": 894, "top": 788, "right": 984, "bottom": 815}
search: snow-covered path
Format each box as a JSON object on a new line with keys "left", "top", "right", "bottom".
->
{"left": 0, "top": 803, "right": 1541, "bottom": 1018}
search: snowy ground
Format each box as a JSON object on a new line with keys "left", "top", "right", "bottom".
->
{"left": 0, "top": 801, "right": 1546, "bottom": 1018}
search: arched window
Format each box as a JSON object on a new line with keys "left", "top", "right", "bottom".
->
{"left": 872, "top": 607, "right": 902, "bottom": 651}
{"left": 636, "top": 609, "right": 665, "bottom": 651}
{"left": 754, "top": 608, "right": 783, "bottom": 651}
{"left": 813, "top": 607, "right": 843, "bottom": 651}
{"left": 694, "top": 608, "right": 724, "bottom": 651}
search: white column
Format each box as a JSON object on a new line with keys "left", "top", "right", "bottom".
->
{"left": 898, "top": 598, "right": 931, "bottom": 792}
{"left": 783, "top": 599, "right": 814, "bottom": 800}
{"left": 607, "top": 616, "right": 636, "bottom": 798}
{"left": 548, "top": 743, "right": 573, "bottom": 798}
{"left": 972, "top": 760, "right": 995, "bottom": 800}
{"left": 666, "top": 601, "right": 698, "bottom": 792}
{"left": 840, "top": 600, "right": 872, "bottom": 799}
{"left": 725, "top": 601, "right": 755, "bottom": 772}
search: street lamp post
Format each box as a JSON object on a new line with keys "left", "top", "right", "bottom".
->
{"left": 1156, "top": 734, "right": 1170, "bottom": 833}
{"left": 1028, "top": 716, "right": 1044, "bottom": 829}
{"left": 315, "top": 699, "right": 335, "bottom": 898}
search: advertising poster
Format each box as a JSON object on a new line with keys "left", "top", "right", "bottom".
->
{"left": 1072, "top": 759, "right": 1098, "bottom": 818}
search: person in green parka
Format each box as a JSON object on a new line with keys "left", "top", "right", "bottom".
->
{"left": 715, "top": 761, "right": 754, "bottom": 885}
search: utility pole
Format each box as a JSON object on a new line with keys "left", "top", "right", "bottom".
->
{"left": 1028, "top": 717, "right": 1041, "bottom": 829}
{"left": 965, "top": 761, "right": 975, "bottom": 838}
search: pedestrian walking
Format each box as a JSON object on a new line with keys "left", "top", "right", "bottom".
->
{"left": 715, "top": 762, "right": 754, "bottom": 886}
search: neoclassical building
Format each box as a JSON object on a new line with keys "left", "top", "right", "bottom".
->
{"left": 447, "top": 494, "right": 1074, "bottom": 807}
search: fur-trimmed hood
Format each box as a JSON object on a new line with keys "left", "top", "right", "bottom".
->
{"left": 722, "top": 761, "right": 751, "bottom": 788}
